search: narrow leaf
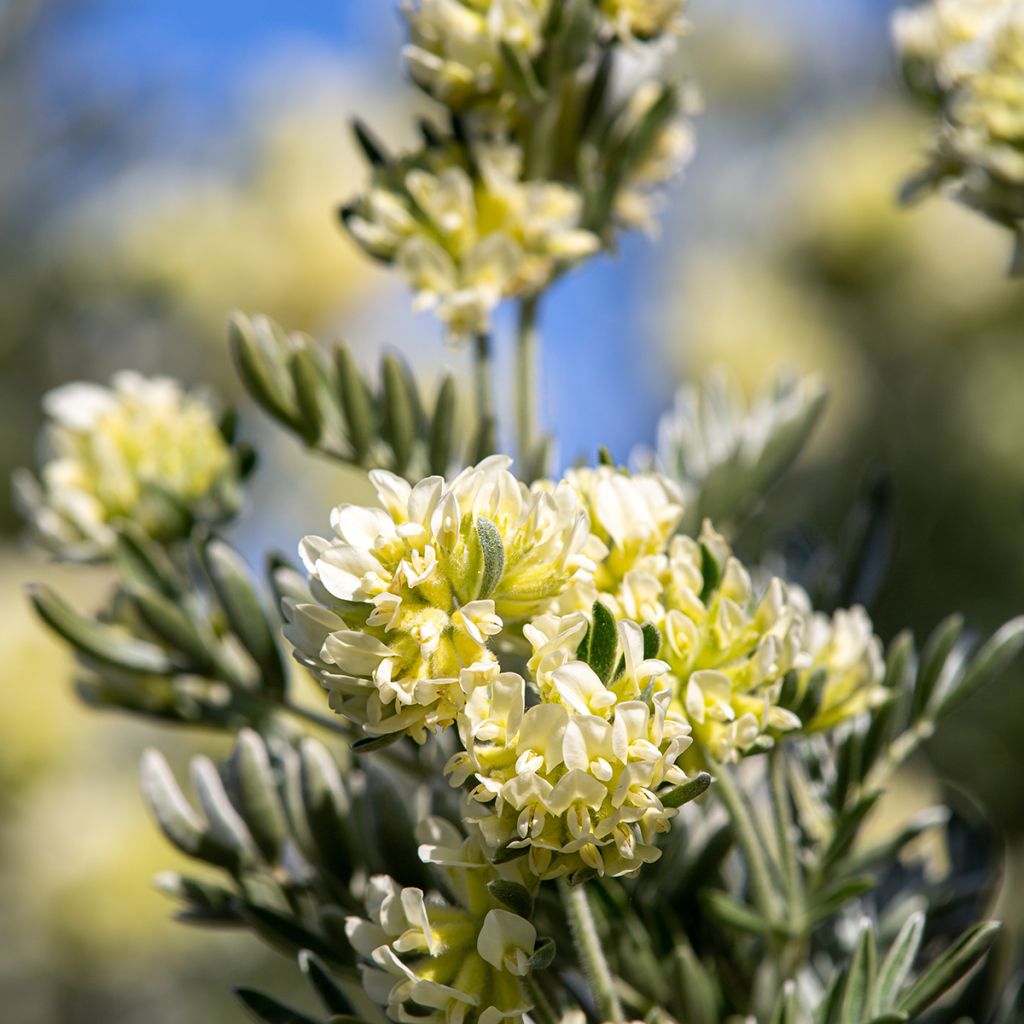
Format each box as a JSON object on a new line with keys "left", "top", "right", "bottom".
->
{"left": 234, "top": 988, "right": 321, "bottom": 1024}
{"left": 589, "top": 600, "right": 618, "bottom": 684}
{"left": 29, "top": 584, "right": 175, "bottom": 674}
{"left": 201, "top": 537, "right": 287, "bottom": 695}
{"left": 877, "top": 912, "right": 925, "bottom": 1011}
{"left": 662, "top": 772, "right": 712, "bottom": 808}
{"left": 913, "top": 614, "right": 963, "bottom": 719}
{"left": 896, "top": 921, "right": 1001, "bottom": 1017}
{"left": 229, "top": 729, "right": 289, "bottom": 863}
{"left": 299, "top": 950, "right": 354, "bottom": 1014}
{"left": 334, "top": 343, "right": 374, "bottom": 463}
{"left": 140, "top": 749, "right": 239, "bottom": 869}
{"left": 429, "top": 375, "right": 457, "bottom": 476}
{"left": 475, "top": 517, "right": 505, "bottom": 600}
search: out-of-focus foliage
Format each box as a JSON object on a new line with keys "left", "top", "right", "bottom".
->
{"left": 670, "top": 105, "right": 1024, "bottom": 833}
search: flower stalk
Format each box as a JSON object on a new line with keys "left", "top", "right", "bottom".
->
{"left": 516, "top": 294, "right": 540, "bottom": 470}
{"left": 559, "top": 878, "right": 624, "bottom": 1024}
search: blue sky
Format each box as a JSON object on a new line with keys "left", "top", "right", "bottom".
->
{"left": 57, "top": 0, "right": 897, "bottom": 466}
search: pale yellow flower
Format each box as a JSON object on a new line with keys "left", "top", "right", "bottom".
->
{"left": 402, "top": 0, "right": 552, "bottom": 110}
{"left": 610, "top": 522, "right": 809, "bottom": 764}
{"left": 790, "top": 593, "right": 887, "bottom": 732}
{"left": 894, "top": 0, "right": 1024, "bottom": 240}
{"left": 600, "top": 0, "right": 688, "bottom": 44}
{"left": 14, "top": 372, "right": 237, "bottom": 559}
{"left": 344, "top": 142, "right": 600, "bottom": 340}
{"left": 283, "top": 457, "right": 591, "bottom": 742}
{"left": 346, "top": 818, "right": 538, "bottom": 1024}
{"left": 446, "top": 620, "right": 693, "bottom": 879}
{"left": 560, "top": 465, "right": 684, "bottom": 594}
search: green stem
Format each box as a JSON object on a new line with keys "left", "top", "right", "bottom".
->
{"left": 516, "top": 295, "right": 540, "bottom": 469}
{"left": 473, "top": 331, "right": 496, "bottom": 457}
{"left": 705, "top": 754, "right": 780, "bottom": 922}
{"left": 769, "top": 746, "right": 800, "bottom": 907}
{"left": 559, "top": 879, "right": 624, "bottom": 1024}
{"left": 525, "top": 976, "right": 560, "bottom": 1024}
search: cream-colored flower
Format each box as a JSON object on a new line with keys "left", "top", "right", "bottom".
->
{"left": 894, "top": 0, "right": 1024, "bottom": 245}
{"left": 14, "top": 372, "right": 237, "bottom": 559}
{"left": 789, "top": 593, "right": 887, "bottom": 733}
{"left": 344, "top": 141, "right": 600, "bottom": 340}
{"left": 446, "top": 620, "right": 693, "bottom": 879}
{"left": 609, "top": 522, "right": 809, "bottom": 764}
{"left": 283, "top": 457, "right": 592, "bottom": 742}
{"left": 600, "top": 0, "right": 688, "bottom": 44}
{"left": 347, "top": 819, "right": 538, "bottom": 1024}
{"left": 559, "top": 465, "right": 684, "bottom": 596}
{"left": 606, "top": 82, "right": 698, "bottom": 236}
{"left": 402, "top": 0, "right": 552, "bottom": 110}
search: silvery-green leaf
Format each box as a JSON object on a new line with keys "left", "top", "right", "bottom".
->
{"left": 475, "top": 517, "right": 505, "bottom": 601}
{"left": 876, "top": 912, "right": 925, "bottom": 1011}
{"left": 896, "top": 921, "right": 1001, "bottom": 1017}
{"left": 201, "top": 537, "right": 287, "bottom": 695}
{"left": 334, "top": 343, "right": 375, "bottom": 463}
{"left": 228, "top": 729, "right": 288, "bottom": 863}
{"left": 140, "top": 749, "right": 239, "bottom": 870}
{"left": 838, "top": 918, "right": 876, "bottom": 1024}
{"left": 662, "top": 772, "right": 712, "bottom": 808}
{"left": 429, "top": 374, "right": 456, "bottom": 476}
{"left": 29, "top": 584, "right": 176, "bottom": 675}
{"left": 381, "top": 354, "right": 417, "bottom": 475}
{"left": 191, "top": 755, "right": 259, "bottom": 865}
{"left": 912, "top": 614, "right": 963, "bottom": 720}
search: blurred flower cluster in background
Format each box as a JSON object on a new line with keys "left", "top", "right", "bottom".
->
{"left": 3, "top": 0, "right": 1024, "bottom": 1022}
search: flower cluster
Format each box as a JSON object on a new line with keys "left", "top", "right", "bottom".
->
{"left": 598, "top": 521, "right": 809, "bottom": 764}
{"left": 283, "top": 456, "right": 591, "bottom": 742}
{"left": 600, "top": 0, "right": 689, "bottom": 45}
{"left": 401, "top": 0, "right": 553, "bottom": 111}
{"left": 13, "top": 372, "right": 238, "bottom": 559}
{"left": 893, "top": 0, "right": 1024, "bottom": 250}
{"left": 343, "top": 0, "right": 696, "bottom": 339}
{"left": 400, "top": 0, "right": 688, "bottom": 113}
{"left": 342, "top": 142, "right": 599, "bottom": 339}
{"left": 283, "top": 457, "right": 887, "bottom": 876}
{"left": 346, "top": 818, "right": 539, "bottom": 1024}
{"left": 790, "top": 593, "right": 887, "bottom": 733}
{"left": 448, "top": 621, "right": 692, "bottom": 879}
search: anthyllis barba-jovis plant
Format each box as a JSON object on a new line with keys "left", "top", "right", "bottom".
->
{"left": 15, "top": 2, "right": 1024, "bottom": 1024}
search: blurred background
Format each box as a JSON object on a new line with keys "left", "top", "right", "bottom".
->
{"left": 3, "top": 0, "right": 1024, "bottom": 1021}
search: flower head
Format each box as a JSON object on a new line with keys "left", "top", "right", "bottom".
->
{"left": 402, "top": 0, "right": 552, "bottom": 111}
{"left": 599, "top": 0, "right": 689, "bottom": 44}
{"left": 283, "top": 457, "right": 592, "bottom": 743}
{"left": 446, "top": 619, "right": 693, "bottom": 879}
{"left": 561, "top": 465, "right": 684, "bottom": 594}
{"left": 893, "top": 0, "right": 1024, "bottom": 248}
{"left": 14, "top": 372, "right": 238, "bottom": 559}
{"left": 347, "top": 818, "right": 538, "bottom": 1024}
{"left": 610, "top": 522, "right": 809, "bottom": 764}
{"left": 343, "top": 141, "right": 599, "bottom": 341}
{"left": 790, "top": 595, "right": 887, "bottom": 733}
